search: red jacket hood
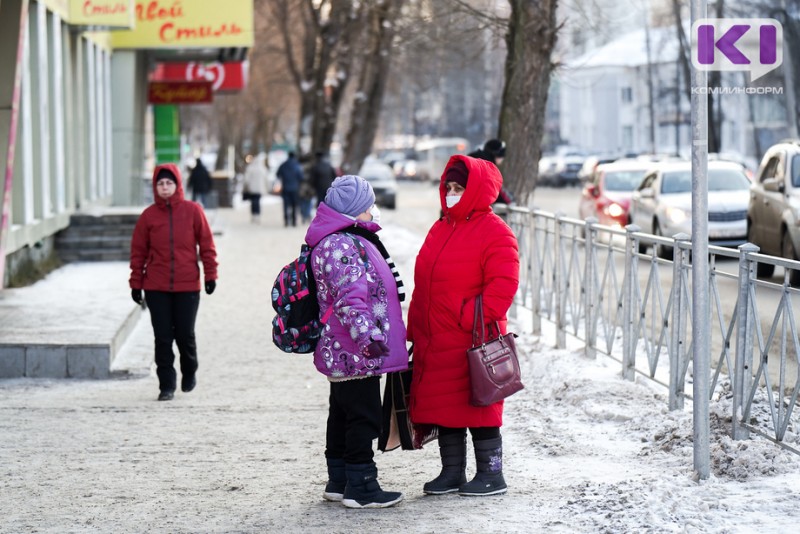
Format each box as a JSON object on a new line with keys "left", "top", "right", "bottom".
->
{"left": 152, "top": 163, "right": 186, "bottom": 206}
{"left": 439, "top": 155, "right": 502, "bottom": 220}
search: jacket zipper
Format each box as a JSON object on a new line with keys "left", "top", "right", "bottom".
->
{"left": 168, "top": 203, "right": 175, "bottom": 290}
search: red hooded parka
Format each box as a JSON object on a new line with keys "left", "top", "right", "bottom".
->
{"left": 408, "top": 155, "right": 519, "bottom": 428}
{"left": 129, "top": 163, "right": 218, "bottom": 292}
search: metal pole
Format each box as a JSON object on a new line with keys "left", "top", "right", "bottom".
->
{"left": 733, "top": 244, "right": 758, "bottom": 440}
{"left": 584, "top": 217, "right": 597, "bottom": 358}
{"left": 669, "top": 234, "right": 691, "bottom": 411}
{"left": 554, "top": 212, "right": 566, "bottom": 349}
{"left": 622, "top": 224, "right": 640, "bottom": 381}
{"left": 691, "top": 0, "right": 710, "bottom": 480}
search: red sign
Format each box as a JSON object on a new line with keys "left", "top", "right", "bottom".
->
{"left": 151, "top": 61, "right": 248, "bottom": 92}
{"left": 147, "top": 81, "right": 213, "bottom": 104}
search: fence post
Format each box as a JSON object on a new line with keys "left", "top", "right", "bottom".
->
{"left": 531, "top": 211, "right": 541, "bottom": 335}
{"left": 555, "top": 212, "right": 566, "bottom": 348}
{"left": 669, "top": 233, "right": 690, "bottom": 411}
{"left": 584, "top": 217, "right": 598, "bottom": 358}
{"left": 733, "top": 243, "right": 758, "bottom": 439}
{"left": 622, "top": 224, "right": 640, "bottom": 381}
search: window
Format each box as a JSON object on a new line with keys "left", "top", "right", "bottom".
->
{"left": 621, "top": 87, "right": 633, "bottom": 103}
{"left": 792, "top": 155, "right": 800, "bottom": 187}
{"left": 622, "top": 126, "right": 633, "bottom": 150}
{"left": 761, "top": 156, "right": 781, "bottom": 182}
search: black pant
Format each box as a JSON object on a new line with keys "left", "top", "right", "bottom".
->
{"left": 281, "top": 190, "right": 299, "bottom": 226}
{"left": 145, "top": 290, "right": 200, "bottom": 392}
{"left": 249, "top": 193, "right": 262, "bottom": 215}
{"left": 325, "top": 376, "right": 382, "bottom": 464}
{"left": 438, "top": 426, "right": 501, "bottom": 440}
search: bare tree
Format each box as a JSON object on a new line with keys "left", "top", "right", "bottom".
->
{"left": 498, "top": 0, "right": 559, "bottom": 203}
{"left": 270, "top": 0, "right": 365, "bottom": 156}
{"left": 341, "top": 0, "right": 405, "bottom": 173}
{"left": 671, "top": 0, "right": 722, "bottom": 153}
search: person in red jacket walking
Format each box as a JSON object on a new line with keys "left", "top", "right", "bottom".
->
{"left": 408, "top": 155, "right": 519, "bottom": 496}
{"left": 129, "top": 164, "right": 218, "bottom": 401}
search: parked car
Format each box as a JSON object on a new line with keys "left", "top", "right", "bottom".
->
{"left": 578, "top": 161, "right": 654, "bottom": 229}
{"left": 358, "top": 156, "right": 397, "bottom": 209}
{"left": 577, "top": 155, "right": 617, "bottom": 183}
{"left": 629, "top": 161, "right": 751, "bottom": 259}
{"left": 539, "top": 147, "right": 588, "bottom": 187}
{"left": 392, "top": 159, "right": 420, "bottom": 181}
{"left": 746, "top": 140, "right": 800, "bottom": 283}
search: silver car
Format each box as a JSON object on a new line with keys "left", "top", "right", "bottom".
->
{"left": 629, "top": 161, "right": 751, "bottom": 259}
{"left": 747, "top": 140, "right": 800, "bottom": 284}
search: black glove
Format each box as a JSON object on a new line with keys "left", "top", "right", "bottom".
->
{"left": 131, "top": 289, "right": 143, "bottom": 305}
{"left": 366, "top": 340, "right": 390, "bottom": 358}
{"left": 205, "top": 280, "right": 216, "bottom": 295}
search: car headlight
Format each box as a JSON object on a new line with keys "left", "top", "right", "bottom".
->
{"left": 605, "top": 203, "right": 624, "bottom": 218}
{"left": 665, "top": 206, "right": 689, "bottom": 225}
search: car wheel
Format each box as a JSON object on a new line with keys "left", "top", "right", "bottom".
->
{"left": 654, "top": 221, "right": 673, "bottom": 260}
{"left": 749, "top": 221, "right": 775, "bottom": 277}
{"left": 782, "top": 232, "right": 800, "bottom": 286}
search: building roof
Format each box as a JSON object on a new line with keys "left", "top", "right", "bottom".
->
{"left": 565, "top": 25, "right": 682, "bottom": 70}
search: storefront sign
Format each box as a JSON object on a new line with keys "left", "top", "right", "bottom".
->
{"left": 151, "top": 61, "right": 248, "bottom": 92}
{"left": 42, "top": 0, "right": 134, "bottom": 28}
{"left": 111, "top": 0, "right": 254, "bottom": 49}
{"left": 147, "top": 82, "right": 213, "bottom": 104}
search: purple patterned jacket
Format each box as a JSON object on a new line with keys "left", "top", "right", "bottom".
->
{"left": 304, "top": 203, "right": 409, "bottom": 378}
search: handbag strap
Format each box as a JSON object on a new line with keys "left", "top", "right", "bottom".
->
{"left": 472, "top": 294, "right": 502, "bottom": 347}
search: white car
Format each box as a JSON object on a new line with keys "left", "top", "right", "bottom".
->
{"left": 629, "top": 161, "right": 751, "bottom": 259}
{"left": 359, "top": 157, "right": 397, "bottom": 209}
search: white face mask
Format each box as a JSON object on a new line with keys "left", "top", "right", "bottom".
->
{"left": 445, "top": 195, "right": 462, "bottom": 208}
{"left": 369, "top": 204, "right": 381, "bottom": 225}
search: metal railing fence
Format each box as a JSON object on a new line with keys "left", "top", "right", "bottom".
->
{"left": 505, "top": 206, "right": 800, "bottom": 454}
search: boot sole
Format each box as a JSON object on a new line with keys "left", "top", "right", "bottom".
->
{"left": 342, "top": 495, "right": 404, "bottom": 509}
{"left": 458, "top": 487, "right": 508, "bottom": 497}
{"left": 423, "top": 487, "right": 459, "bottom": 495}
{"left": 323, "top": 492, "right": 343, "bottom": 502}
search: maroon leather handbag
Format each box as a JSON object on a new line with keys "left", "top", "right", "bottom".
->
{"left": 467, "top": 295, "right": 524, "bottom": 407}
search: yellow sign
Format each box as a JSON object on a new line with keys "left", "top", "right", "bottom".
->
{"left": 111, "top": 0, "right": 254, "bottom": 49}
{"left": 70, "top": 1, "right": 134, "bottom": 27}
{"left": 42, "top": 0, "right": 134, "bottom": 28}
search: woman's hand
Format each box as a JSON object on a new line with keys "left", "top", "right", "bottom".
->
{"left": 205, "top": 280, "right": 216, "bottom": 295}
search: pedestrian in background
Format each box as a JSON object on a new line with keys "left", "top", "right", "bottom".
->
{"left": 298, "top": 153, "right": 315, "bottom": 224}
{"left": 468, "top": 139, "right": 514, "bottom": 205}
{"left": 407, "top": 155, "right": 519, "bottom": 496}
{"left": 129, "top": 164, "right": 218, "bottom": 401}
{"left": 309, "top": 151, "right": 338, "bottom": 206}
{"left": 304, "top": 175, "right": 407, "bottom": 508}
{"left": 243, "top": 153, "right": 269, "bottom": 223}
{"left": 187, "top": 157, "right": 213, "bottom": 208}
{"left": 276, "top": 151, "right": 303, "bottom": 227}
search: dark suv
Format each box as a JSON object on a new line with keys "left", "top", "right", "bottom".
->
{"left": 747, "top": 140, "right": 800, "bottom": 284}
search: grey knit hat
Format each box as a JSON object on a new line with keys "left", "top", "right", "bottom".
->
{"left": 324, "top": 175, "right": 375, "bottom": 217}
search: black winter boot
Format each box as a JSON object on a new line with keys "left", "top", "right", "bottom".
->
{"left": 423, "top": 433, "right": 467, "bottom": 495}
{"left": 342, "top": 462, "right": 403, "bottom": 509}
{"left": 458, "top": 437, "right": 507, "bottom": 496}
{"left": 323, "top": 458, "right": 346, "bottom": 502}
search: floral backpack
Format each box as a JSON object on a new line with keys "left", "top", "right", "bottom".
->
{"left": 271, "top": 233, "right": 368, "bottom": 353}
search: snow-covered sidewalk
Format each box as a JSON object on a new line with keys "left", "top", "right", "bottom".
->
{"left": 1, "top": 196, "right": 799, "bottom": 533}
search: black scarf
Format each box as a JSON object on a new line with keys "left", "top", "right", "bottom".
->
{"left": 343, "top": 225, "right": 405, "bottom": 302}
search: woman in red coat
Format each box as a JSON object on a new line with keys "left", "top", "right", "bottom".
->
{"left": 408, "top": 155, "right": 519, "bottom": 496}
{"left": 129, "top": 164, "right": 218, "bottom": 401}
